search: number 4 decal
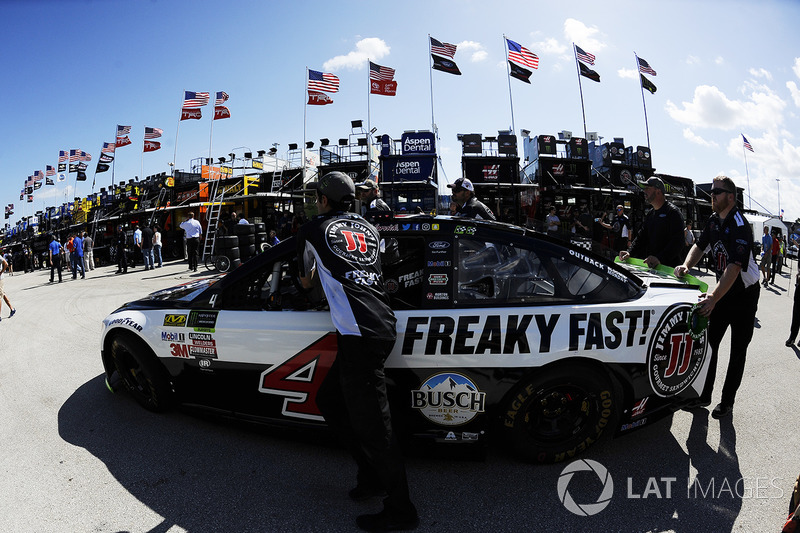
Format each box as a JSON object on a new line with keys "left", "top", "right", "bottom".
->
{"left": 258, "top": 333, "right": 338, "bottom": 421}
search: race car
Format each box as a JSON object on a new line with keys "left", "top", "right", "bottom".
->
{"left": 100, "top": 215, "right": 709, "bottom": 463}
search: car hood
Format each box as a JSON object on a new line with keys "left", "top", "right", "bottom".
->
{"left": 115, "top": 276, "right": 220, "bottom": 311}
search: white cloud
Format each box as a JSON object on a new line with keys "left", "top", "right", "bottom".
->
{"left": 457, "top": 41, "right": 487, "bottom": 62}
{"left": 794, "top": 57, "right": 800, "bottom": 79}
{"left": 749, "top": 68, "right": 773, "bottom": 81}
{"left": 682, "top": 128, "right": 719, "bottom": 148}
{"left": 532, "top": 37, "right": 566, "bottom": 56}
{"left": 715, "top": 56, "right": 724, "bottom": 65}
{"left": 686, "top": 55, "right": 700, "bottom": 66}
{"left": 618, "top": 68, "right": 638, "bottom": 80}
{"left": 665, "top": 84, "right": 786, "bottom": 131}
{"left": 787, "top": 81, "right": 800, "bottom": 107}
{"left": 563, "top": 18, "right": 606, "bottom": 53}
{"left": 323, "top": 37, "right": 390, "bottom": 71}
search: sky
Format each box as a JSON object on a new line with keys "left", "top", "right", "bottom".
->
{"left": 2, "top": 0, "right": 800, "bottom": 223}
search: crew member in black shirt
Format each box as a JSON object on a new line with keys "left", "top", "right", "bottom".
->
{"left": 447, "top": 177, "right": 496, "bottom": 220}
{"left": 356, "top": 179, "right": 391, "bottom": 219}
{"left": 298, "top": 171, "right": 417, "bottom": 532}
{"left": 675, "top": 175, "right": 759, "bottom": 419}
{"left": 620, "top": 176, "right": 685, "bottom": 268}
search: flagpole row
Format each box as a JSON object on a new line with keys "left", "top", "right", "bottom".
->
{"left": 573, "top": 43, "right": 588, "bottom": 140}
{"left": 428, "top": 34, "right": 435, "bottom": 134}
{"left": 504, "top": 35, "right": 516, "bottom": 138}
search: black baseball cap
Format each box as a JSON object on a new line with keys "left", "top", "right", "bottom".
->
{"left": 305, "top": 171, "right": 355, "bottom": 202}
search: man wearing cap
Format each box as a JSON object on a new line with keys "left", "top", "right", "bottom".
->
{"left": 620, "top": 176, "right": 685, "bottom": 268}
{"left": 298, "top": 171, "right": 417, "bottom": 531}
{"left": 356, "top": 179, "right": 391, "bottom": 218}
{"left": 675, "top": 175, "right": 759, "bottom": 419}
{"left": 447, "top": 177, "right": 496, "bottom": 220}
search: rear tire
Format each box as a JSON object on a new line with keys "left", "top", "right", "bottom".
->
{"left": 110, "top": 333, "right": 173, "bottom": 412}
{"left": 502, "top": 364, "right": 621, "bottom": 463}
{"left": 215, "top": 255, "right": 231, "bottom": 272}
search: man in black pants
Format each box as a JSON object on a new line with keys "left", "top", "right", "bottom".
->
{"left": 676, "top": 175, "right": 760, "bottom": 419}
{"left": 297, "top": 172, "right": 417, "bottom": 532}
{"left": 620, "top": 177, "right": 685, "bottom": 268}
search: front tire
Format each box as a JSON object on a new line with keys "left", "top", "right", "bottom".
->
{"left": 110, "top": 333, "right": 173, "bottom": 412}
{"left": 502, "top": 364, "right": 621, "bottom": 463}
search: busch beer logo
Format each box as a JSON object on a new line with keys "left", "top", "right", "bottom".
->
{"left": 411, "top": 372, "right": 486, "bottom": 426}
{"left": 647, "top": 304, "right": 707, "bottom": 397}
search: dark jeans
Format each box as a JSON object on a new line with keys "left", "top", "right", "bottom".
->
{"left": 50, "top": 254, "right": 62, "bottom": 282}
{"left": 71, "top": 252, "right": 84, "bottom": 278}
{"left": 789, "top": 283, "right": 800, "bottom": 342}
{"left": 117, "top": 247, "right": 128, "bottom": 273}
{"left": 701, "top": 282, "right": 760, "bottom": 407}
{"left": 186, "top": 237, "right": 199, "bottom": 270}
{"left": 316, "top": 334, "right": 414, "bottom": 517}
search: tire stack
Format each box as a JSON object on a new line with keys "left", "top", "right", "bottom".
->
{"left": 234, "top": 223, "right": 257, "bottom": 264}
{"left": 254, "top": 223, "right": 269, "bottom": 254}
{"left": 215, "top": 235, "right": 241, "bottom": 271}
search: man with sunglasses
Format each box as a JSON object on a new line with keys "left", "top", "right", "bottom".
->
{"left": 675, "top": 176, "right": 759, "bottom": 419}
{"left": 446, "top": 177, "right": 495, "bottom": 220}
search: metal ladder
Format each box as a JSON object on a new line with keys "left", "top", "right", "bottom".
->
{"left": 148, "top": 187, "right": 170, "bottom": 227}
{"left": 201, "top": 177, "right": 226, "bottom": 263}
{"left": 270, "top": 166, "right": 284, "bottom": 193}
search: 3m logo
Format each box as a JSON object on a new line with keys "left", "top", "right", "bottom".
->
{"left": 170, "top": 343, "right": 189, "bottom": 358}
{"left": 163, "top": 314, "right": 187, "bottom": 327}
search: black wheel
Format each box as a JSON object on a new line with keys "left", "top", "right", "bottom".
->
{"left": 215, "top": 255, "right": 231, "bottom": 272}
{"left": 234, "top": 223, "right": 255, "bottom": 235}
{"left": 230, "top": 258, "right": 242, "bottom": 269}
{"left": 217, "top": 235, "right": 238, "bottom": 248}
{"left": 242, "top": 234, "right": 256, "bottom": 245}
{"left": 223, "top": 246, "right": 240, "bottom": 259}
{"left": 502, "top": 365, "right": 621, "bottom": 463}
{"left": 110, "top": 333, "right": 173, "bottom": 412}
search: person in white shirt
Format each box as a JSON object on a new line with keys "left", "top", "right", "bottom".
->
{"left": 153, "top": 225, "right": 163, "bottom": 268}
{"left": 179, "top": 212, "right": 203, "bottom": 272}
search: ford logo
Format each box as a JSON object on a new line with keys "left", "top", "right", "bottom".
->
{"left": 429, "top": 241, "right": 450, "bottom": 250}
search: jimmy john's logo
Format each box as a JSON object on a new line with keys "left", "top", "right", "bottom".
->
{"left": 647, "top": 304, "right": 707, "bottom": 397}
{"left": 411, "top": 373, "right": 486, "bottom": 426}
{"left": 163, "top": 314, "right": 187, "bottom": 327}
{"left": 326, "top": 219, "right": 379, "bottom": 265}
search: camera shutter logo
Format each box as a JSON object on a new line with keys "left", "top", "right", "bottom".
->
{"left": 557, "top": 459, "right": 614, "bottom": 516}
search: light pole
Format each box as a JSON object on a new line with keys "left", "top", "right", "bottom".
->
{"left": 777, "top": 178, "right": 781, "bottom": 219}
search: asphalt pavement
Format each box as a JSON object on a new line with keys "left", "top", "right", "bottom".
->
{"left": 0, "top": 258, "right": 798, "bottom": 533}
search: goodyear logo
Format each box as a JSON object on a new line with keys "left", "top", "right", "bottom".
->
{"left": 163, "top": 314, "right": 187, "bottom": 327}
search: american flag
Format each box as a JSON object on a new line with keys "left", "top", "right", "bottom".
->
{"left": 215, "top": 91, "right": 229, "bottom": 105}
{"left": 117, "top": 124, "right": 131, "bottom": 136}
{"left": 369, "top": 61, "right": 395, "bottom": 81}
{"left": 80, "top": 151, "right": 92, "bottom": 162}
{"left": 637, "top": 56, "right": 657, "bottom": 76}
{"left": 144, "top": 127, "right": 163, "bottom": 139}
{"left": 308, "top": 70, "right": 340, "bottom": 93}
{"left": 33, "top": 170, "right": 44, "bottom": 181}
{"left": 742, "top": 134, "right": 754, "bottom": 152}
{"left": 184, "top": 91, "right": 210, "bottom": 107}
{"left": 46, "top": 165, "right": 55, "bottom": 176}
{"left": 102, "top": 142, "right": 116, "bottom": 153}
{"left": 58, "top": 150, "right": 68, "bottom": 163}
{"left": 506, "top": 38, "right": 539, "bottom": 70}
{"left": 69, "top": 149, "right": 80, "bottom": 162}
{"left": 575, "top": 45, "right": 595, "bottom": 65}
{"left": 430, "top": 37, "right": 457, "bottom": 59}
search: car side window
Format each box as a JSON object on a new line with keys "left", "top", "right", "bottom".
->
{"left": 221, "top": 251, "right": 315, "bottom": 311}
{"left": 382, "top": 236, "right": 425, "bottom": 310}
{"left": 456, "top": 236, "right": 630, "bottom": 305}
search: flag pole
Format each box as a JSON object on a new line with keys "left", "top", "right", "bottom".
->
{"left": 173, "top": 92, "right": 183, "bottom": 181}
{"left": 573, "top": 43, "right": 588, "bottom": 140}
{"left": 503, "top": 35, "right": 517, "bottom": 137}
{"left": 141, "top": 128, "right": 146, "bottom": 184}
{"left": 367, "top": 58, "right": 372, "bottom": 151}
{"left": 209, "top": 91, "right": 216, "bottom": 180}
{"left": 428, "top": 34, "right": 436, "bottom": 133}
{"left": 303, "top": 68, "right": 308, "bottom": 187}
{"left": 743, "top": 143, "right": 751, "bottom": 209}
{"left": 635, "top": 52, "right": 651, "bottom": 150}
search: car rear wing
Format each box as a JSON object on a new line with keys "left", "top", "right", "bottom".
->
{"left": 615, "top": 256, "right": 708, "bottom": 293}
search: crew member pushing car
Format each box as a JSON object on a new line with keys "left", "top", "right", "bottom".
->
{"left": 297, "top": 171, "right": 418, "bottom": 532}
